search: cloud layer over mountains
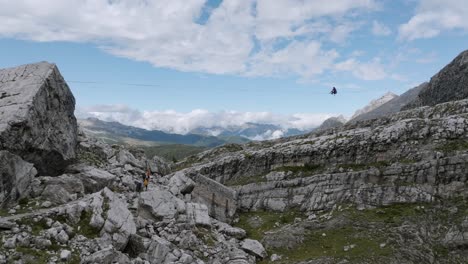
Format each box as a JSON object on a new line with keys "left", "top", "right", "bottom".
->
{"left": 77, "top": 104, "right": 335, "bottom": 139}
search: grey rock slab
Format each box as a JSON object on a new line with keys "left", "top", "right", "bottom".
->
{"left": 168, "top": 171, "right": 195, "bottom": 195}
{"left": 0, "top": 62, "right": 77, "bottom": 176}
{"left": 0, "top": 150, "right": 37, "bottom": 205}
{"left": 216, "top": 222, "right": 247, "bottom": 239}
{"left": 67, "top": 164, "right": 116, "bottom": 193}
{"left": 144, "top": 235, "right": 172, "bottom": 264}
{"left": 241, "top": 239, "right": 267, "bottom": 259}
{"left": 60, "top": 250, "right": 71, "bottom": 261}
{"left": 186, "top": 203, "right": 211, "bottom": 227}
{"left": 139, "top": 188, "right": 185, "bottom": 220}
{"left": 81, "top": 248, "right": 131, "bottom": 264}
{"left": 100, "top": 188, "right": 137, "bottom": 251}
{"left": 0, "top": 219, "right": 15, "bottom": 230}
{"left": 3, "top": 237, "right": 16, "bottom": 249}
{"left": 40, "top": 184, "right": 73, "bottom": 205}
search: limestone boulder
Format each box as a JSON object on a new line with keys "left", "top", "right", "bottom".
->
{"left": 241, "top": 239, "right": 267, "bottom": 259}
{"left": 149, "top": 155, "right": 172, "bottom": 176}
{"left": 101, "top": 188, "right": 137, "bottom": 250}
{"left": 40, "top": 184, "right": 74, "bottom": 205}
{"left": 144, "top": 235, "right": 173, "bottom": 264}
{"left": 0, "top": 62, "right": 77, "bottom": 176}
{"left": 186, "top": 203, "right": 211, "bottom": 227}
{"left": 139, "top": 188, "right": 185, "bottom": 220}
{"left": 0, "top": 150, "right": 37, "bottom": 205}
{"left": 168, "top": 171, "right": 195, "bottom": 196}
{"left": 66, "top": 164, "right": 116, "bottom": 193}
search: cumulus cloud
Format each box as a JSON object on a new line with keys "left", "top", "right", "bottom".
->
{"left": 399, "top": 0, "right": 468, "bottom": 41}
{"left": 0, "top": 0, "right": 378, "bottom": 79}
{"left": 372, "top": 21, "right": 391, "bottom": 36}
{"left": 335, "top": 58, "right": 387, "bottom": 80}
{"left": 76, "top": 104, "right": 335, "bottom": 136}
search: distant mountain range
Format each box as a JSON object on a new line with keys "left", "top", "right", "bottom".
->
{"left": 79, "top": 118, "right": 250, "bottom": 148}
{"left": 190, "top": 122, "right": 309, "bottom": 140}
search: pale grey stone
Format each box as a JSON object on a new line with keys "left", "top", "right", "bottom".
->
{"left": 0, "top": 151, "right": 36, "bottom": 205}
{"left": 0, "top": 62, "right": 77, "bottom": 176}
{"left": 241, "top": 239, "right": 267, "bottom": 259}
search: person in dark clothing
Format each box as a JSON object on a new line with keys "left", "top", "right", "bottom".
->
{"left": 135, "top": 180, "right": 142, "bottom": 192}
{"left": 331, "top": 87, "right": 337, "bottom": 95}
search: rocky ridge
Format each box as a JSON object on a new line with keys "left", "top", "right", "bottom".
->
{"left": 404, "top": 50, "right": 468, "bottom": 110}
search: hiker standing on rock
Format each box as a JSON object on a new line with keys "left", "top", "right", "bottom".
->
{"left": 144, "top": 169, "right": 151, "bottom": 191}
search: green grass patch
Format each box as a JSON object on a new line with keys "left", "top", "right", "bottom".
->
{"left": 347, "top": 203, "right": 424, "bottom": 225}
{"left": 269, "top": 226, "right": 392, "bottom": 263}
{"left": 274, "top": 164, "right": 324, "bottom": 175}
{"left": 140, "top": 144, "right": 207, "bottom": 162}
{"left": 15, "top": 247, "right": 52, "bottom": 264}
{"left": 235, "top": 209, "right": 304, "bottom": 241}
{"left": 18, "top": 198, "right": 29, "bottom": 206}
{"left": 338, "top": 161, "right": 390, "bottom": 172}
{"left": 194, "top": 227, "right": 217, "bottom": 247}
{"left": 435, "top": 139, "right": 468, "bottom": 153}
{"left": 398, "top": 158, "right": 417, "bottom": 164}
{"left": 77, "top": 149, "right": 106, "bottom": 167}
{"left": 225, "top": 164, "right": 325, "bottom": 186}
{"left": 224, "top": 173, "right": 267, "bottom": 186}
{"left": 222, "top": 143, "right": 244, "bottom": 153}
{"left": 16, "top": 218, "right": 49, "bottom": 236}
{"left": 77, "top": 210, "right": 101, "bottom": 239}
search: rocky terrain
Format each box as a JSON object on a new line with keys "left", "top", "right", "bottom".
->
{"left": 0, "top": 62, "right": 265, "bottom": 264}
{"left": 0, "top": 49, "right": 468, "bottom": 264}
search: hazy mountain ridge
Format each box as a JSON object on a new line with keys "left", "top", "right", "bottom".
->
{"left": 190, "top": 122, "right": 311, "bottom": 141}
{"left": 351, "top": 92, "right": 398, "bottom": 120}
{"left": 350, "top": 83, "right": 428, "bottom": 123}
{"left": 79, "top": 117, "right": 249, "bottom": 147}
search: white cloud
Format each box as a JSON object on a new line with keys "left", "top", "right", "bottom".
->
{"left": 247, "top": 41, "right": 339, "bottom": 78}
{"left": 335, "top": 58, "right": 387, "bottom": 80}
{"left": 76, "top": 104, "right": 335, "bottom": 135}
{"left": 372, "top": 21, "right": 391, "bottom": 36}
{"left": 0, "top": 0, "right": 378, "bottom": 79}
{"left": 399, "top": 0, "right": 468, "bottom": 41}
{"left": 329, "top": 23, "right": 361, "bottom": 43}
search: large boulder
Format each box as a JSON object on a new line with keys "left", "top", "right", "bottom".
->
{"left": 241, "top": 239, "right": 267, "bottom": 259}
{"left": 149, "top": 156, "right": 172, "bottom": 176}
{"left": 186, "top": 203, "right": 211, "bottom": 227}
{"left": 86, "top": 188, "right": 136, "bottom": 251}
{"left": 168, "top": 171, "right": 195, "bottom": 196}
{"left": 0, "top": 150, "right": 37, "bottom": 205}
{"left": 101, "top": 188, "right": 137, "bottom": 250}
{"left": 139, "top": 188, "right": 185, "bottom": 220}
{"left": 66, "top": 164, "right": 116, "bottom": 193}
{"left": 0, "top": 62, "right": 77, "bottom": 176}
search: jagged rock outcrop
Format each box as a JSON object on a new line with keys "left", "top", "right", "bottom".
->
{"left": 404, "top": 50, "right": 468, "bottom": 110}
{"left": 0, "top": 62, "right": 77, "bottom": 176}
{"left": 350, "top": 82, "right": 428, "bottom": 123}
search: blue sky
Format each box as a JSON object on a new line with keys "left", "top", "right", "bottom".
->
{"left": 0, "top": 0, "right": 467, "bottom": 135}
